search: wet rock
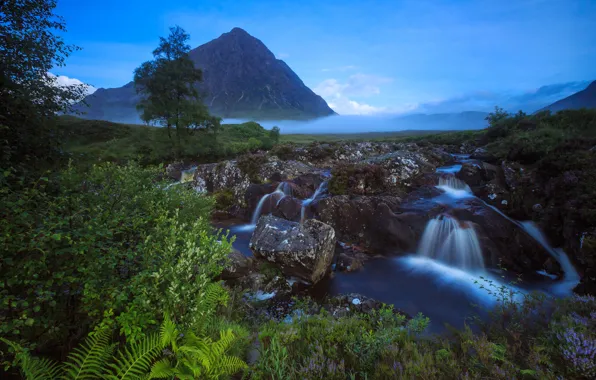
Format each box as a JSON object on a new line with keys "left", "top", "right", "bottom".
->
{"left": 316, "top": 195, "right": 428, "bottom": 252}
{"left": 335, "top": 252, "right": 364, "bottom": 272}
{"left": 501, "top": 161, "right": 522, "bottom": 191}
{"left": 446, "top": 198, "right": 563, "bottom": 275}
{"left": 245, "top": 183, "right": 279, "bottom": 214}
{"left": 165, "top": 161, "right": 184, "bottom": 180}
{"left": 193, "top": 160, "right": 251, "bottom": 203}
{"left": 456, "top": 163, "right": 485, "bottom": 187}
{"left": 250, "top": 215, "right": 336, "bottom": 284}
{"left": 532, "top": 204, "right": 543, "bottom": 212}
{"left": 273, "top": 196, "right": 303, "bottom": 222}
{"left": 221, "top": 250, "right": 255, "bottom": 280}
{"left": 365, "top": 150, "right": 439, "bottom": 188}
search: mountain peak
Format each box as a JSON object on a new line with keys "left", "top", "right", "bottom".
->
{"left": 229, "top": 27, "right": 250, "bottom": 35}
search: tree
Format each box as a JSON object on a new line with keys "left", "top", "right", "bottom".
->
{"left": 485, "top": 106, "right": 509, "bottom": 128}
{"left": 0, "top": 0, "right": 88, "bottom": 170}
{"left": 134, "top": 26, "right": 216, "bottom": 156}
{"left": 269, "top": 126, "right": 281, "bottom": 144}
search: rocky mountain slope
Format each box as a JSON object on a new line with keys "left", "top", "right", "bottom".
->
{"left": 73, "top": 28, "right": 336, "bottom": 123}
{"left": 539, "top": 80, "right": 596, "bottom": 113}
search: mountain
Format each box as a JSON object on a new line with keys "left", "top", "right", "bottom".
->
{"left": 539, "top": 80, "right": 596, "bottom": 113}
{"left": 73, "top": 28, "right": 336, "bottom": 122}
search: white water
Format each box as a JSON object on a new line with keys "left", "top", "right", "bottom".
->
{"left": 418, "top": 215, "right": 485, "bottom": 270}
{"left": 250, "top": 182, "right": 293, "bottom": 225}
{"left": 436, "top": 175, "right": 473, "bottom": 199}
{"left": 432, "top": 167, "right": 580, "bottom": 295}
{"left": 300, "top": 181, "right": 328, "bottom": 223}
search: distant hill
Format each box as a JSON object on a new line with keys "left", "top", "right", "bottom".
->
{"left": 73, "top": 28, "right": 336, "bottom": 123}
{"left": 539, "top": 80, "right": 596, "bottom": 113}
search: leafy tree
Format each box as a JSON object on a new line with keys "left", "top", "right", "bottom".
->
{"left": 134, "top": 26, "right": 218, "bottom": 156}
{"left": 0, "top": 0, "right": 88, "bottom": 171}
{"left": 269, "top": 126, "right": 281, "bottom": 144}
{"left": 485, "top": 106, "right": 509, "bottom": 128}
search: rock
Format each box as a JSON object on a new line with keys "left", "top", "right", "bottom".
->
{"left": 273, "top": 196, "right": 303, "bottom": 222}
{"left": 532, "top": 204, "right": 543, "bottom": 212}
{"left": 501, "top": 161, "right": 522, "bottom": 191}
{"left": 221, "top": 250, "right": 254, "bottom": 280}
{"left": 316, "top": 195, "right": 428, "bottom": 252}
{"left": 456, "top": 163, "right": 485, "bottom": 187}
{"left": 165, "top": 162, "right": 184, "bottom": 180}
{"left": 249, "top": 215, "right": 336, "bottom": 284}
{"left": 365, "top": 150, "right": 439, "bottom": 188}
{"left": 193, "top": 160, "right": 251, "bottom": 203}
{"left": 446, "top": 198, "right": 562, "bottom": 275}
{"left": 245, "top": 183, "right": 279, "bottom": 215}
{"left": 335, "top": 252, "right": 364, "bottom": 272}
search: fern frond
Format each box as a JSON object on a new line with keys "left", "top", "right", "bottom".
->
{"left": 159, "top": 314, "right": 178, "bottom": 350}
{"left": 1, "top": 338, "right": 62, "bottom": 380}
{"left": 148, "top": 358, "right": 176, "bottom": 379}
{"left": 215, "top": 355, "right": 247, "bottom": 376}
{"left": 106, "top": 333, "right": 162, "bottom": 380}
{"left": 62, "top": 327, "right": 113, "bottom": 380}
{"left": 211, "top": 329, "right": 235, "bottom": 357}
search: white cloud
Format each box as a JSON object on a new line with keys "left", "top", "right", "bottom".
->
{"left": 314, "top": 73, "right": 394, "bottom": 115}
{"left": 48, "top": 73, "right": 97, "bottom": 95}
{"left": 327, "top": 97, "right": 387, "bottom": 115}
{"left": 276, "top": 52, "right": 290, "bottom": 59}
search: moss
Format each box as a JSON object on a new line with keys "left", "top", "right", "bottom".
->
{"left": 213, "top": 189, "right": 235, "bottom": 210}
{"left": 237, "top": 153, "right": 268, "bottom": 184}
{"left": 270, "top": 143, "right": 296, "bottom": 161}
{"left": 329, "top": 163, "right": 387, "bottom": 196}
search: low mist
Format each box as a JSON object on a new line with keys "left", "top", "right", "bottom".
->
{"left": 223, "top": 112, "right": 490, "bottom": 134}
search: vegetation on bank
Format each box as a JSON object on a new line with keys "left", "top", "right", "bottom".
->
{"left": 57, "top": 116, "right": 280, "bottom": 165}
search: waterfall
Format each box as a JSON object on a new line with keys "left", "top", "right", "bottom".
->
{"left": 418, "top": 215, "right": 485, "bottom": 270}
{"left": 436, "top": 174, "right": 472, "bottom": 198}
{"left": 519, "top": 221, "right": 580, "bottom": 294}
{"left": 300, "top": 181, "right": 328, "bottom": 223}
{"left": 250, "top": 182, "right": 293, "bottom": 225}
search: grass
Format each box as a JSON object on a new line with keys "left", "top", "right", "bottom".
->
{"left": 56, "top": 116, "right": 276, "bottom": 165}
{"left": 280, "top": 129, "right": 457, "bottom": 144}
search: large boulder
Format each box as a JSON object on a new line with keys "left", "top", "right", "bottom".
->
{"left": 365, "top": 150, "right": 442, "bottom": 189}
{"left": 249, "top": 215, "right": 336, "bottom": 284}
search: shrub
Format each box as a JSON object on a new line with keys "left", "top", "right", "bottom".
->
{"left": 0, "top": 162, "right": 231, "bottom": 352}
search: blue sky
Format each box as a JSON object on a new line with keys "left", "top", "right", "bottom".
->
{"left": 54, "top": 0, "right": 596, "bottom": 115}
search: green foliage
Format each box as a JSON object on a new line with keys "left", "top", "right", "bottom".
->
{"left": 237, "top": 153, "right": 268, "bottom": 183}
{"left": 0, "top": 0, "right": 88, "bottom": 171}
{"left": 55, "top": 117, "right": 276, "bottom": 165}
{"left": 0, "top": 338, "right": 61, "bottom": 380}
{"left": 269, "top": 126, "right": 281, "bottom": 144}
{"left": 0, "top": 161, "right": 230, "bottom": 352}
{"left": 62, "top": 327, "right": 114, "bottom": 379}
{"left": 213, "top": 189, "right": 235, "bottom": 210}
{"left": 133, "top": 26, "right": 220, "bottom": 156}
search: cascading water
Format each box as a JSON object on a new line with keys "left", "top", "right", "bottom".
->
{"left": 436, "top": 174, "right": 473, "bottom": 198}
{"left": 300, "top": 181, "right": 328, "bottom": 223}
{"left": 250, "top": 182, "right": 293, "bottom": 225}
{"left": 417, "top": 215, "right": 485, "bottom": 270}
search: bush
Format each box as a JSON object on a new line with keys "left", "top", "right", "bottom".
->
{"left": 0, "top": 162, "right": 232, "bottom": 353}
{"left": 237, "top": 153, "right": 268, "bottom": 183}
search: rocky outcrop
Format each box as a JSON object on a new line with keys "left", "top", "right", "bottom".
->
{"left": 221, "top": 250, "right": 255, "bottom": 280}
{"left": 315, "top": 195, "right": 429, "bottom": 252}
{"left": 249, "top": 215, "right": 336, "bottom": 284}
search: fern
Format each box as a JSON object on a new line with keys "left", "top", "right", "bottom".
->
{"left": 0, "top": 338, "right": 62, "bottom": 380}
{"left": 159, "top": 314, "right": 178, "bottom": 351}
{"left": 106, "top": 333, "right": 163, "bottom": 380}
{"left": 148, "top": 359, "right": 176, "bottom": 379}
{"left": 61, "top": 327, "right": 114, "bottom": 380}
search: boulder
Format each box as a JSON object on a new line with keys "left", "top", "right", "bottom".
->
{"left": 249, "top": 215, "right": 336, "bottom": 284}
{"left": 221, "top": 250, "right": 255, "bottom": 280}
{"left": 273, "top": 196, "right": 303, "bottom": 222}
{"left": 316, "top": 195, "right": 428, "bottom": 252}
{"left": 365, "top": 150, "right": 440, "bottom": 189}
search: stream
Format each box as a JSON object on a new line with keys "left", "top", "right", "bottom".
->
{"left": 217, "top": 155, "right": 579, "bottom": 333}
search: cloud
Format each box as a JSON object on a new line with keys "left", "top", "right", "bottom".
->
{"left": 417, "top": 81, "right": 592, "bottom": 113}
{"left": 327, "top": 97, "right": 387, "bottom": 115}
{"left": 276, "top": 52, "right": 290, "bottom": 59}
{"left": 321, "top": 65, "right": 358, "bottom": 72}
{"left": 49, "top": 73, "right": 97, "bottom": 95}
{"left": 314, "top": 73, "right": 394, "bottom": 115}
